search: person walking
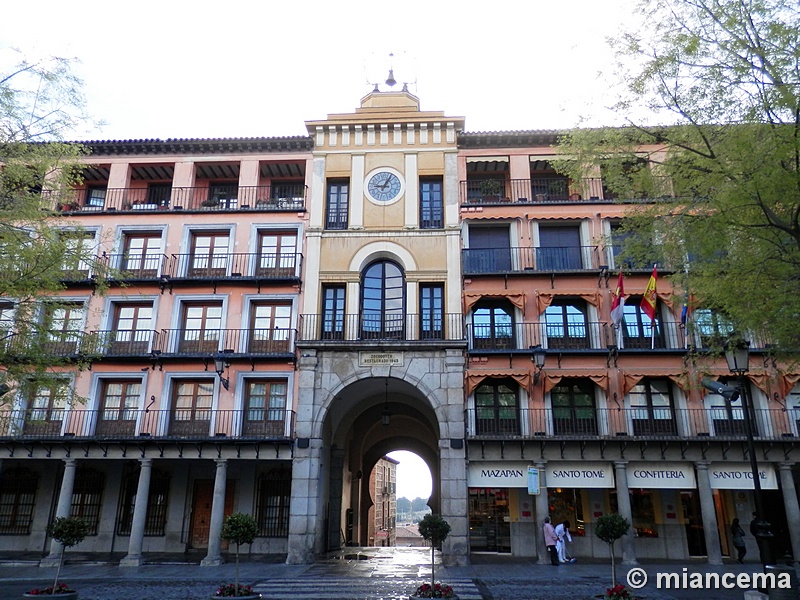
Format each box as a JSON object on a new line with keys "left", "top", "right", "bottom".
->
{"left": 731, "top": 518, "right": 746, "bottom": 564}
{"left": 543, "top": 516, "right": 559, "bottom": 566}
{"left": 555, "top": 520, "right": 573, "bottom": 563}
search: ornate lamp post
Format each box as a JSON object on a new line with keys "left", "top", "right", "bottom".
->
{"left": 724, "top": 340, "right": 773, "bottom": 567}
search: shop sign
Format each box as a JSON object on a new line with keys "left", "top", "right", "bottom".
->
{"left": 359, "top": 351, "right": 403, "bottom": 366}
{"left": 709, "top": 463, "right": 777, "bottom": 490}
{"left": 468, "top": 462, "right": 530, "bottom": 488}
{"left": 627, "top": 462, "right": 696, "bottom": 489}
{"left": 546, "top": 462, "right": 614, "bottom": 488}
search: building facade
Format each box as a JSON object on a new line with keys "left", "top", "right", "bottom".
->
{"left": 0, "top": 89, "right": 798, "bottom": 567}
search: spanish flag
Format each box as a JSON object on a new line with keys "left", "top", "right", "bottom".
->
{"left": 640, "top": 265, "right": 658, "bottom": 322}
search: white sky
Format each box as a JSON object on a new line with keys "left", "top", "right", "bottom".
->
{"left": 1, "top": 0, "right": 640, "bottom": 141}
{"left": 387, "top": 450, "right": 432, "bottom": 501}
{"left": 2, "top": 1, "right": 639, "bottom": 499}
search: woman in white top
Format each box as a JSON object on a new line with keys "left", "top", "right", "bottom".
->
{"left": 554, "top": 520, "right": 573, "bottom": 563}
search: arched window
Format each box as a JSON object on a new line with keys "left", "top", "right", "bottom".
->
{"left": 545, "top": 300, "right": 589, "bottom": 349}
{"left": 471, "top": 300, "right": 515, "bottom": 349}
{"left": 550, "top": 378, "right": 597, "bottom": 435}
{"left": 475, "top": 378, "right": 519, "bottom": 435}
{"left": 622, "top": 298, "right": 664, "bottom": 349}
{"left": 360, "top": 260, "right": 405, "bottom": 339}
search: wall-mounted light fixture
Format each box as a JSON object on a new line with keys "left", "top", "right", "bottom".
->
{"left": 213, "top": 349, "right": 234, "bottom": 390}
{"left": 598, "top": 265, "right": 610, "bottom": 288}
{"left": 150, "top": 350, "right": 162, "bottom": 371}
{"left": 530, "top": 345, "right": 546, "bottom": 384}
{"left": 607, "top": 344, "right": 619, "bottom": 368}
{"left": 381, "top": 378, "right": 391, "bottom": 426}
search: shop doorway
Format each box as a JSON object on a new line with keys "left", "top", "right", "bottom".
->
{"left": 681, "top": 491, "right": 707, "bottom": 556}
{"left": 469, "top": 488, "right": 511, "bottom": 552}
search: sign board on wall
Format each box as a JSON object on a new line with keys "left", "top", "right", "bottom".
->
{"left": 546, "top": 462, "right": 615, "bottom": 488}
{"left": 527, "top": 466, "right": 540, "bottom": 495}
{"left": 627, "top": 462, "right": 697, "bottom": 489}
{"left": 358, "top": 351, "right": 403, "bottom": 366}
{"left": 468, "top": 462, "right": 530, "bottom": 488}
{"left": 709, "top": 463, "right": 778, "bottom": 490}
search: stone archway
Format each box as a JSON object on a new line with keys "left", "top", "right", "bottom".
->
{"left": 287, "top": 348, "right": 468, "bottom": 565}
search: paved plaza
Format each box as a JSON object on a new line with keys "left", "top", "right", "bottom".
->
{"left": 0, "top": 548, "right": 796, "bottom": 600}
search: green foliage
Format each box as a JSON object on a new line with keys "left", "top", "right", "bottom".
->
{"left": 418, "top": 514, "right": 451, "bottom": 545}
{"left": 555, "top": 0, "right": 800, "bottom": 356}
{"left": 1, "top": 51, "right": 108, "bottom": 402}
{"left": 49, "top": 516, "right": 88, "bottom": 548}
{"left": 221, "top": 512, "right": 259, "bottom": 547}
{"left": 595, "top": 513, "right": 630, "bottom": 545}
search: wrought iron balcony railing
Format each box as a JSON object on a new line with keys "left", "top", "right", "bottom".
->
{"left": 298, "top": 313, "right": 465, "bottom": 343}
{"left": 152, "top": 328, "right": 296, "bottom": 356}
{"left": 165, "top": 252, "right": 302, "bottom": 280}
{"left": 48, "top": 185, "right": 307, "bottom": 213}
{"left": 464, "top": 407, "right": 799, "bottom": 441}
{"left": 460, "top": 178, "right": 674, "bottom": 205}
{"left": 0, "top": 408, "right": 296, "bottom": 440}
{"left": 463, "top": 246, "right": 603, "bottom": 273}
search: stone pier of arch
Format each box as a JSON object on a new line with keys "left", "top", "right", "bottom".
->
{"left": 287, "top": 347, "right": 468, "bottom": 566}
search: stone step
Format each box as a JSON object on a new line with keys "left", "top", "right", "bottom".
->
{"left": 253, "top": 577, "right": 483, "bottom": 599}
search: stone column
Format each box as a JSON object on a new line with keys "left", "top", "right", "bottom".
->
{"left": 614, "top": 461, "right": 637, "bottom": 564}
{"left": 41, "top": 459, "right": 78, "bottom": 566}
{"left": 120, "top": 458, "right": 152, "bottom": 567}
{"left": 327, "top": 448, "right": 346, "bottom": 550}
{"left": 202, "top": 459, "right": 228, "bottom": 566}
{"left": 534, "top": 461, "right": 550, "bottom": 564}
{"left": 286, "top": 438, "right": 324, "bottom": 564}
{"left": 440, "top": 439, "right": 469, "bottom": 566}
{"left": 778, "top": 463, "right": 800, "bottom": 568}
{"left": 695, "top": 461, "right": 723, "bottom": 565}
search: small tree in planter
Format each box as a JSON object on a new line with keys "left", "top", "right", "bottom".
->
{"left": 416, "top": 514, "right": 452, "bottom": 596}
{"left": 595, "top": 513, "right": 630, "bottom": 587}
{"left": 215, "top": 513, "right": 260, "bottom": 598}
{"left": 27, "top": 516, "right": 89, "bottom": 597}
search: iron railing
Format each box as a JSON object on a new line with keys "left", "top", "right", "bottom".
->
{"left": 460, "top": 178, "right": 674, "bottom": 205}
{"left": 462, "top": 246, "right": 602, "bottom": 273}
{"left": 153, "top": 328, "right": 296, "bottom": 356}
{"left": 298, "top": 313, "right": 465, "bottom": 342}
{"left": 48, "top": 185, "right": 307, "bottom": 213}
{"left": 165, "top": 252, "right": 302, "bottom": 280}
{"left": 0, "top": 408, "right": 296, "bottom": 440}
{"left": 464, "top": 407, "right": 799, "bottom": 441}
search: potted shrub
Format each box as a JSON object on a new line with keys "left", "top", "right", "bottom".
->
{"left": 211, "top": 513, "right": 261, "bottom": 599}
{"left": 478, "top": 179, "right": 504, "bottom": 201}
{"left": 25, "top": 516, "right": 89, "bottom": 598}
{"left": 594, "top": 512, "right": 630, "bottom": 588}
{"left": 412, "top": 514, "right": 456, "bottom": 599}
{"left": 201, "top": 197, "right": 221, "bottom": 209}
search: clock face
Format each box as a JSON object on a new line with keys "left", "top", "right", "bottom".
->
{"left": 367, "top": 171, "right": 402, "bottom": 202}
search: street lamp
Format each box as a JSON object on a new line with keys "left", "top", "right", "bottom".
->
{"left": 723, "top": 339, "right": 773, "bottom": 566}
{"left": 530, "top": 345, "right": 546, "bottom": 384}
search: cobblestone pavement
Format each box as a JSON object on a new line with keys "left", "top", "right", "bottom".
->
{"left": 0, "top": 548, "right": 795, "bottom": 600}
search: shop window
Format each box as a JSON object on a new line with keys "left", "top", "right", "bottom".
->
{"left": 71, "top": 469, "right": 104, "bottom": 535}
{"left": 548, "top": 487, "right": 585, "bottom": 536}
{"left": 116, "top": 467, "right": 169, "bottom": 536}
{"left": 468, "top": 488, "right": 511, "bottom": 552}
{"left": 256, "top": 467, "right": 291, "bottom": 537}
{"left": 610, "top": 490, "right": 658, "bottom": 537}
{"left": 0, "top": 468, "right": 38, "bottom": 535}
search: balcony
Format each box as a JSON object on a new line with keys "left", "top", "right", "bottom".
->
{"left": 2, "top": 331, "right": 104, "bottom": 360}
{"left": 460, "top": 178, "right": 606, "bottom": 205}
{"left": 463, "top": 246, "right": 603, "bottom": 274}
{"left": 298, "top": 313, "right": 465, "bottom": 344}
{"left": 50, "top": 185, "right": 307, "bottom": 213}
{"left": 153, "top": 328, "right": 296, "bottom": 357}
{"left": 165, "top": 252, "right": 302, "bottom": 281}
{"left": 464, "top": 407, "right": 798, "bottom": 441}
{"left": 0, "top": 408, "right": 295, "bottom": 440}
